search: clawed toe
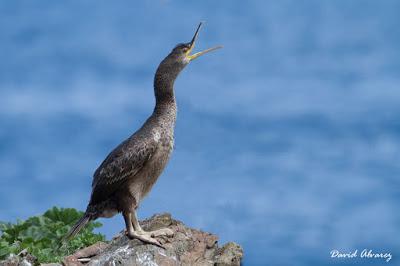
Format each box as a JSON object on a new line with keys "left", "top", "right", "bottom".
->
{"left": 125, "top": 230, "right": 164, "bottom": 248}
{"left": 150, "top": 228, "right": 174, "bottom": 237}
{"left": 138, "top": 234, "right": 163, "bottom": 248}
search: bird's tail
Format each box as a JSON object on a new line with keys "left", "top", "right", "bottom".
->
{"left": 63, "top": 213, "right": 92, "bottom": 241}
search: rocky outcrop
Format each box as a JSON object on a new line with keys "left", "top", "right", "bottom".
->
{"left": 1, "top": 213, "right": 243, "bottom": 266}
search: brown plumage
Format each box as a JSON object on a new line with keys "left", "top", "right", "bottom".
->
{"left": 64, "top": 23, "right": 221, "bottom": 246}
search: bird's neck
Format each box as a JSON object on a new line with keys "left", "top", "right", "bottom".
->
{"left": 154, "top": 74, "right": 176, "bottom": 107}
{"left": 153, "top": 66, "right": 178, "bottom": 121}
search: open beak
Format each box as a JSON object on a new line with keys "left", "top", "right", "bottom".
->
{"left": 186, "top": 22, "right": 222, "bottom": 61}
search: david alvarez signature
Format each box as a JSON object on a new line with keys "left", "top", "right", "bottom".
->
{"left": 330, "top": 249, "right": 392, "bottom": 262}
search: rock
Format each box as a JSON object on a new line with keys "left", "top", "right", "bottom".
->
{"left": 0, "top": 213, "right": 243, "bottom": 266}
{"left": 65, "top": 213, "right": 243, "bottom": 266}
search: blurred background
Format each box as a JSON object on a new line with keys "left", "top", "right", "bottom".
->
{"left": 1, "top": 0, "right": 399, "bottom": 265}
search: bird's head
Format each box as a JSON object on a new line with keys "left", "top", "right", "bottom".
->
{"left": 162, "top": 22, "right": 222, "bottom": 71}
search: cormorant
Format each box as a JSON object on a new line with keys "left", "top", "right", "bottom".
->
{"left": 65, "top": 23, "right": 221, "bottom": 247}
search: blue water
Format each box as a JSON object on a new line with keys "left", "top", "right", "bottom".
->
{"left": 1, "top": 1, "right": 399, "bottom": 265}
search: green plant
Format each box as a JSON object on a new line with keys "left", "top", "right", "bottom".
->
{"left": 0, "top": 207, "right": 105, "bottom": 263}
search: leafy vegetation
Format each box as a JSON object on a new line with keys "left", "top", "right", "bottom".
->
{"left": 0, "top": 207, "right": 105, "bottom": 263}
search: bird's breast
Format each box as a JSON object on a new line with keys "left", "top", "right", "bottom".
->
{"left": 147, "top": 135, "right": 173, "bottom": 174}
{"left": 128, "top": 133, "right": 174, "bottom": 202}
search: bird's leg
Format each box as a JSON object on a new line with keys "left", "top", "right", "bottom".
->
{"left": 123, "top": 211, "right": 163, "bottom": 247}
{"left": 132, "top": 210, "right": 174, "bottom": 238}
{"left": 131, "top": 210, "right": 145, "bottom": 233}
{"left": 123, "top": 211, "right": 135, "bottom": 237}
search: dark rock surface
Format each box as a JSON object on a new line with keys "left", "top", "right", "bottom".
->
{"left": 1, "top": 213, "right": 243, "bottom": 266}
